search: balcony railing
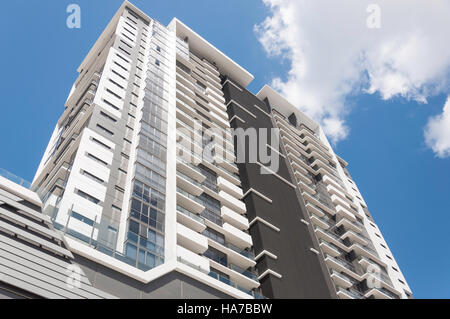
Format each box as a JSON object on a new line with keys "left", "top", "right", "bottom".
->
{"left": 326, "top": 254, "right": 356, "bottom": 273}
{"left": 226, "top": 242, "right": 255, "bottom": 259}
{"left": 338, "top": 287, "right": 364, "bottom": 299}
{"left": 177, "top": 205, "right": 205, "bottom": 224}
{"left": 207, "top": 271, "right": 264, "bottom": 299}
{"left": 176, "top": 187, "right": 204, "bottom": 205}
{"left": 0, "top": 168, "right": 32, "bottom": 189}
{"left": 177, "top": 171, "right": 202, "bottom": 188}
{"left": 230, "top": 264, "right": 259, "bottom": 282}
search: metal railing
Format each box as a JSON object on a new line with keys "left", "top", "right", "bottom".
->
{"left": 177, "top": 205, "right": 205, "bottom": 224}
{"left": 0, "top": 168, "right": 32, "bottom": 189}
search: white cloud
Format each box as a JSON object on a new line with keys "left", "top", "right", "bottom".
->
{"left": 424, "top": 97, "right": 450, "bottom": 158}
{"left": 255, "top": 0, "right": 450, "bottom": 147}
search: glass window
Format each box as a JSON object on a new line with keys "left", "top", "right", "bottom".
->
{"left": 126, "top": 243, "right": 137, "bottom": 260}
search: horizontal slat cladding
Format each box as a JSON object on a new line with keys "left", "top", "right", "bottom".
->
{"left": 0, "top": 187, "right": 115, "bottom": 299}
{"left": 0, "top": 235, "right": 112, "bottom": 299}
{"left": 0, "top": 193, "right": 51, "bottom": 225}
{"left": 0, "top": 219, "right": 71, "bottom": 258}
{"left": 0, "top": 207, "right": 63, "bottom": 242}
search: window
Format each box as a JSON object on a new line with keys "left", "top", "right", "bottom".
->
{"left": 81, "top": 170, "right": 104, "bottom": 184}
{"left": 119, "top": 46, "right": 131, "bottom": 56}
{"left": 111, "top": 69, "right": 126, "bottom": 80}
{"left": 76, "top": 189, "right": 100, "bottom": 204}
{"left": 113, "top": 61, "right": 128, "bottom": 72}
{"left": 86, "top": 153, "right": 108, "bottom": 166}
{"left": 125, "top": 21, "right": 137, "bottom": 30}
{"left": 100, "top": 111, "right": 117, "bottom": 124}
{"left": 106, "top": 88, "right": 122, "bottom": 100}
{"left": 155, "top": 59, "right": 160, "bottom": 66}
{"left": 156, "top": 46, "right": 161, "bottom": 52}
{"left": 202, "top": 227, "right": 225, "bottom": 245}
{"left": 71, "top": 211, "right": 95, "bottom": 226}
{"left": 123, "top": 27, "right": 136, "bottom": 36}
{"left": 121, "top": 32, "right": 135, "bottom": 43}
{"left": 97, "top": 124, "right": 114, "bottom": 136}
{"left": 120, "top": 39, "right": 133, "bottom": 49}
{"left": 386, "top": 254, "right": 393, "bottom": 260}
{"left": 109, "top": 79, "right": 124, "bottom": 90}
{"left": 126, "top": 16, "right": 137, "bottom": 25}
{"left": 392, "top": 266, "right": 399, "bottom": 272}
{"left": 91, "top": 137, "right": 112, "bottom": 150}
{"left": 398, "top": 279, "right": 405, "bottom": 285}
{"left": 103, "top": 99, "right": 120, "bottom": 111}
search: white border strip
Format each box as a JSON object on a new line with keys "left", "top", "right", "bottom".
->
{"left": 229, "top": 115, "right": 246, "bottom": 124}
{"left": 257, "top": 162, "right": 296, "bottom": 189}
{"left": 253, "top": 104, "right": 271, "bottom": 118}
{"left": 243, "top": 188, "right": 273, "bottom": 204}
{"left": 249, "top": 216, "right": 280, "bottom": 232}
{"left": 222, "top": 79, "right": 243, "bottom": 92}
{"left": 255, "top": 250, "right": 278, "bottom": 261}
{"left": 258, "top": 269, "right": 282, "bottom": 280}
{"left": 226, "top": 100, "right": 257, "bottom": 119}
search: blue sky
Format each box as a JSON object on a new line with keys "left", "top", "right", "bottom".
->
{"left": 0, "top": 0, "right": 448, "bottom": 298}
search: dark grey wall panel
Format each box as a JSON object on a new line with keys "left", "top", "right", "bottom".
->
{"left": 222, "top": 78, "right": 335, "bottom": 299}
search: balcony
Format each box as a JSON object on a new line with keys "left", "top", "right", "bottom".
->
{"left": 177, "top": 222, "right": 208, "bottom": 254}
{"left": 176, "top": 171, "right": 203, "bottom": 196}
{"left": 208, "top": 239, "right": 256, "bottom": 270}
{"left": 310, "top": 214, "right": 332, "bottom": 230}
{"left": 322, "top": 174, "right": 347, "bottom": 193}
{"left": 177, "top": 130, "right": 203, "bottom": 155}
{"left": 350, "top": 243, "right": 387, "bottom": 267}
{"left": 319, "top": 240, "right": 340, "bottom": 257}
{"left": 177, "top": 145, "right": 203, "bottom": 167}
{"left": 207, "top": 270, "right": 259, "bottom": 299}
{"left": 176, "top": 187, "right": 205, "bottom": 214}
{"left": 364, "top": 287, "right": 398, "bottom": 299}
{"left": 177, "top": 245, "right": 210, "bottom": 273}
{"left": 221, "top": 206, "right": 249, "bottom": 230}
{"left": 327, "top": 184, "right": 354, "bottom": 205}
{"left": 315, "top": 228, "right": 348, "bottom": 251}
{"left": 213, "top": 143, "right": 236, "bottom": 164}
{"left": 177, "top": 205, "right": 206, "bottom": 233}
{"left": 214, "top": 165, "right": 241, "bottom": 186}
{"left": 176, "top": 161, "right": 206, "bottom": 183}
{"left": 340, "top": 229, "right": 368, "bottom": 246}
{"left": 336, "top": 217, "right": 362, "bottom": 234}
{"left": 337, "top": 287, "right": 364, "bottom": 299}
{"left": 223, "top": 222, "right": 253, "bottom": 249}
{"left": 217, "top": 176, "right": 243, "bottom": 200}
{"left": 330, "top": 270, "right": 353, "bottom": 289}
{"left": 303, "top": 192, "right": 336, "bottom": 216}
{"left": 209, "top": 260, "right": 259, "bottom": 290}
{"left": 299, "top": 180, "right": 316, "bottom": 195}
{"left": 230, "top": 263, "right": 259, "bottom": 283}
{"left": 335, "top": 204, "right": 357, "bottom": 222}
{"left": 305, "top": 202, "right": 326, "bottom": 218}
{"left": 324, "top": 254, "right": 360, "bottom": 280}
{"left": 293, "top": 167, "right": 313, "bottom": 184}
{"left": 218, "top": 190, "right": 246, "bottom": 215}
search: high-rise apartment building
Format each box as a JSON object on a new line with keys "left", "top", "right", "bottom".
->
{"left": 222, "top": 82, "right": 413, "bottom": 299}
{"left": 0, "top": 1, "right": 411, "bottom": 299}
